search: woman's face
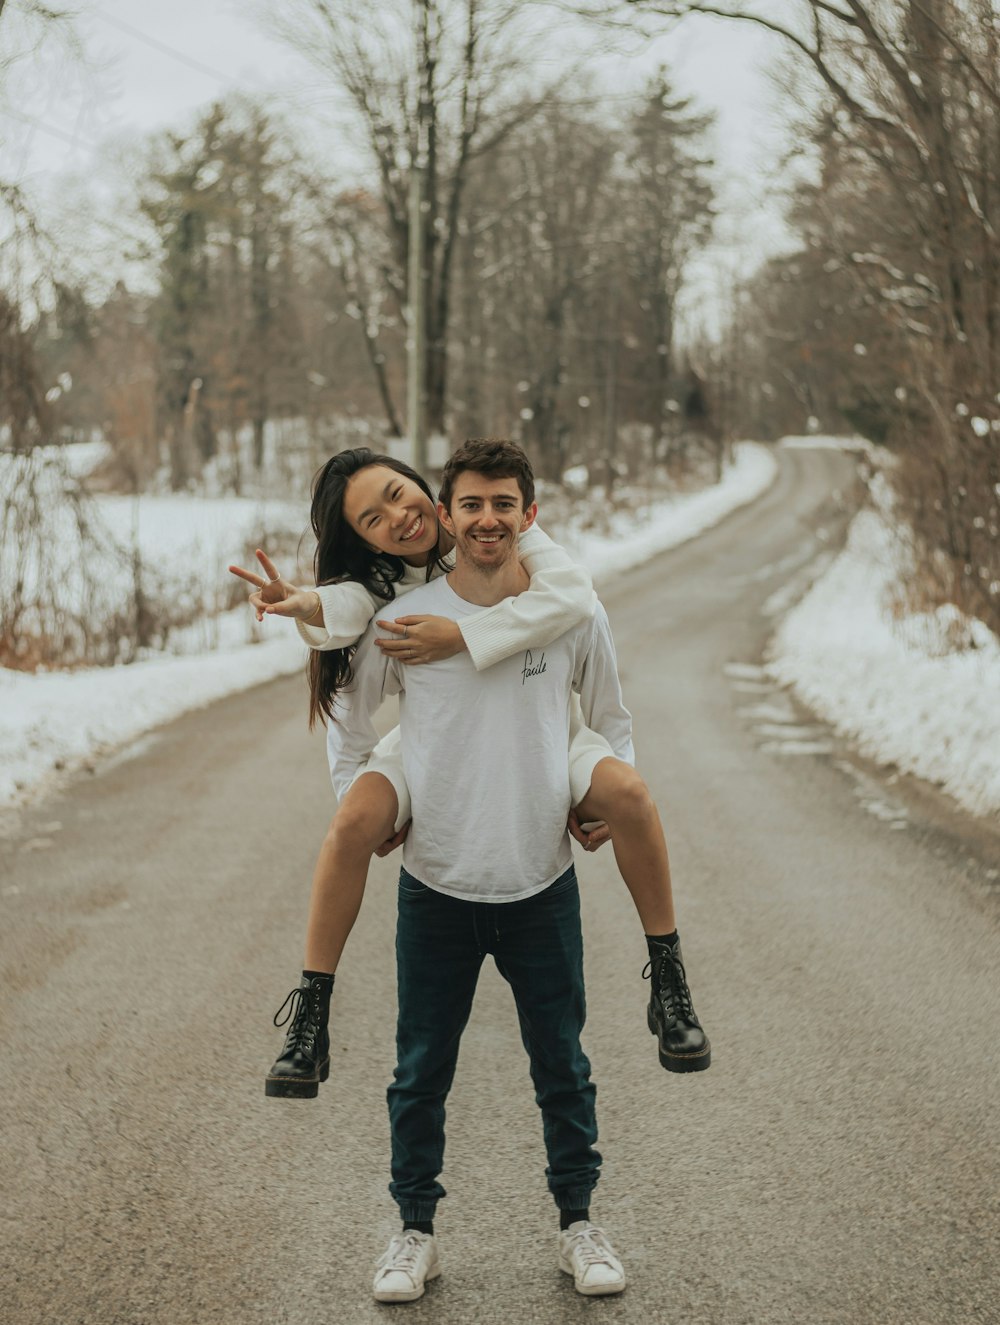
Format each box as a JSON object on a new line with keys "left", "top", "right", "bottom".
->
{"left": 342, "top": 464, "right": 441, "bottom": 563}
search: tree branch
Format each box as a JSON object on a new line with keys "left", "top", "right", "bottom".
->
{"left": 623, "top": 2, "right": 905, "bottom": 138}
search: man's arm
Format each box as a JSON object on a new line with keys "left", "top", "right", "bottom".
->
{"left": 458, "top": 524, "right": 597, "bottom": 671}
{"left": 325, "top": 624, "right": 400, "bottom": 799}
{"left": 573, "top": 604, "right": 635, "bottom": 765}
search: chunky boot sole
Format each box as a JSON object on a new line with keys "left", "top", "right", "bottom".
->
{"left": 264, "top": 1056, "right": 331, "bottom": 1099}
{"left": 647, "top": 1006, "right": 712, "bottom": 1073}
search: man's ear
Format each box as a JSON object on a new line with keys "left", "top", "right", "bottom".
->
{"left": 520, "top": 501, "right": 538, "bottom": 532}
{"left": 437, "top": 499, "right": 454, "bottom": 534}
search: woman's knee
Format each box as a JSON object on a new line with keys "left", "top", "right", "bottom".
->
{"left": 586, "top": 758, "right": 654, "bottom": 820}
{"left": 327, "top": 774, "right": 398, "bottom": 850}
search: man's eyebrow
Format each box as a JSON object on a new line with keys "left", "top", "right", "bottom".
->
{"left": 357, "top": 478, "right": 397, "bottom": 523}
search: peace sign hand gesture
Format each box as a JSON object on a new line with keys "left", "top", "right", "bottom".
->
{"left": 228, "top": 549, "right": 324, "bottom": 626}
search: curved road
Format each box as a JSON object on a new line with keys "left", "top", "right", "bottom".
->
{"left": 2, "top": 447, "right": 998, "bottom": 1325}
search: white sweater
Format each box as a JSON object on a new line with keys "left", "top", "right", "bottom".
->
{"left": 327, "top": 576, "right": 634, "bottom": 901}
{"left": 296, "top": 524, "right": 596, "bottom": 670}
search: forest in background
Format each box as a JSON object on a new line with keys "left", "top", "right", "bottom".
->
{"left": 1, "top": 0, "right": 998, "bottom": 667}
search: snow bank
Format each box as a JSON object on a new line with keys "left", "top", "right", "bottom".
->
{"left": 0, "top": 629, "right": 303, "bottom": 804}
{"left": 0, "top": 444, "right": 310, "bottom": 677}
{"left": 561, "top": 442, "right": 778, "bottom": 583}
{"left": 779, "top": 434, "right": 872, "bottom": 453}
{"left": 92, "top": 492, "right": 307, "bottom": 573}
{"left": 769, "top": 507, "right": 1000, "bottom": 819}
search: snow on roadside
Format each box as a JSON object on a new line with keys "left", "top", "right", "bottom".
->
{"left": 778, "top": 434, "right": 871, "bottom": 453}
{"left": 768, "top": 505, "right": 1000, "bottom": 820}
{"left": 0, "top": 444, "right": 311, "bottom": 668}
{"left": 94, "top": 493, "right": 307, "bottom": 575}
{"left": 0, "top": 442, "right": 777, "bottom": 807}
{"left": 558, "top": 441, "right": 779, "bottom": 583}
{"left": 0, "top": 630, "right": 304, "bottom": 806}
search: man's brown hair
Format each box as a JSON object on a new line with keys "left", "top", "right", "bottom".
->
{"left": 437, "top": 437, "right": 535, "bottom": 511}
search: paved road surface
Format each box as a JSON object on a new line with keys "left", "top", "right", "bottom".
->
{"left": 3, "top": 447, "right": 998, "bottom": 1325}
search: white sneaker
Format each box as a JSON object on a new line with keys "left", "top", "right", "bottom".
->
{"left": 373, "top": 1230, "right": 441, "bottom": 1302}
{"left": 558, "top": 1221, "right": 626, "bottom": 1296}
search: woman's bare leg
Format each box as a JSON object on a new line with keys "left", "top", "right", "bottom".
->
{"left": 574, "top": 756, "right": 710, "bottom": 1072}
{"left": 303, "top": 771, "right": 401, "bottom": 973}
{"left": 574, "top": 757, "right": 675, "bottom": 935}
{"left": 266, "top": 772, "right": 402, "bottom": 1098}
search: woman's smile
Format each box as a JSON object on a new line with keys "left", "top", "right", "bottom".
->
{"left": 399, "top": 514, "right": 425, "bottom": 543}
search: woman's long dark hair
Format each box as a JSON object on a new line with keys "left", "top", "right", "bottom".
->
{"left": 307, "top": 448, "right": 447, "bottom": 728}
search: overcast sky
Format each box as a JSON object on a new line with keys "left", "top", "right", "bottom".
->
{"left": 3, "top": 0, "right": 796, "bottom": 328}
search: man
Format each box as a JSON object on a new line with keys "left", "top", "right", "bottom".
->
{"left": 328, "top": 439, "right": 635, "bottom": 1301}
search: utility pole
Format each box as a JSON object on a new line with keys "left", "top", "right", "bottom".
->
{"left": 602, "top": 280, "right": 621, "bottom": 494}
{"left": 407, "top": 0, "right": 432, "bottom": 472}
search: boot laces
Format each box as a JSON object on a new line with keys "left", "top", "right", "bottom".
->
{"left": 272, "top": 985, "right": 319, "bottom": 1051}
{"left": 642, "top": 947, "right": 694, "bottom": 1020}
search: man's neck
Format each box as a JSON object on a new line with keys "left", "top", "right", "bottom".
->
{"left": 447, "top": 559, "right": 529, "bottom": 606}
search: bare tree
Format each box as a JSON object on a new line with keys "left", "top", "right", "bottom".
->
{"left": 272, "top": 0, "right": 575, "bottom": 439}
{"left": 448, "top": 95, "right": 621, "bottom": 478}
{"left": 1, "top": 0, "right": 83, "bottom": 429}
{"left": 620, "top": 73, "right": 715, "bottom": 464}
{"left": 300, "top": 181, "right": 407, "bottom": 438}
{"left": 440, "top": 76, "right": 716, "bottom": 482}
{"left": 595, "top": 0, "right": 1000, "bottom": 631}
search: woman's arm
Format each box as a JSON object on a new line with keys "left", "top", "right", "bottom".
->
{"left": 376, "top": 525, "right": 595, "bottom": 668}
{"left": 286, "top": 524, "right": 591, "bottom": 668}
{"left": 325, "top": 625, "right": 399, "bottom": 798}
{"left": 296, "top": 579, "right": 387, "bottom": 651}
{"left": 229, "top": 548, "right": 384, "bottom": 651}
{"left": 458, "top": 524, "right": 596, "bottom": 670}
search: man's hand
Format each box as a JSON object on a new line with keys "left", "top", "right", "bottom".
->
{"left": 229, "top": 549, "right": 323, "bottom": 625}
{"left": 375, "top": 615, "right": 466, "bottom": 665}
{"left": 374, "top": 820, "right": 411, "bottom": 858}
{"left": 568, "top": 809, "right": 611, "bottom": 853}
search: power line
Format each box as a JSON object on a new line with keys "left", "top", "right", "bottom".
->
{"left": 7, "top": 12, "right": 714, "bottom": 178}
{"left": 92, "top": 8, "right": 236, "bottom": 84}
{"left": 2, "top": 14, "right": 234, "bottom": 164}
{"left": 87, "top": 12, "right": 666, "bottom": 115}
{"left": 4, "top": 107, "right": 100, "bottom": 152}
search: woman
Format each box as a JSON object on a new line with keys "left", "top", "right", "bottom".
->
{"left": 229, "top": 447, "right": 709, "bottom": 1097}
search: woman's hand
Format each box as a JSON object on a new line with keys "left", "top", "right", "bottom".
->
{"left": 568, "top": 809, "right": 611, "bottom": 853}
{"left": 375, "top": 615, "right": 466, "bottom": 665}
{"left": 374, "top": 820, "right": 411, "bottom": 858}
{"left": 228, "top": 549, "right": 324, "bottom": 625}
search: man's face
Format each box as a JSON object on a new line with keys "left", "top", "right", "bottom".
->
{"left": 439, "top": 471, "right": 537, "bottom": 573}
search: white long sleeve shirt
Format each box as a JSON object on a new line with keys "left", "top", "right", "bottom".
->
{"left": 297, "top": 523, "right": 596, "bottom": 670}
{"left": 326, "top": 575, "right": 634, "bottom": 902}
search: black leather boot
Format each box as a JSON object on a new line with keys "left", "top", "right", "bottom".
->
{"left": 644, "top": 939, "right": 711, "bottom": 1073}
{"left": 264, "top": 973, "right": 333, "bottom": 1098}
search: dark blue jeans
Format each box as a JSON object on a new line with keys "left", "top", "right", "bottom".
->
{"left": 388, "top": 865, "right": 601, "bottom": 1222}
